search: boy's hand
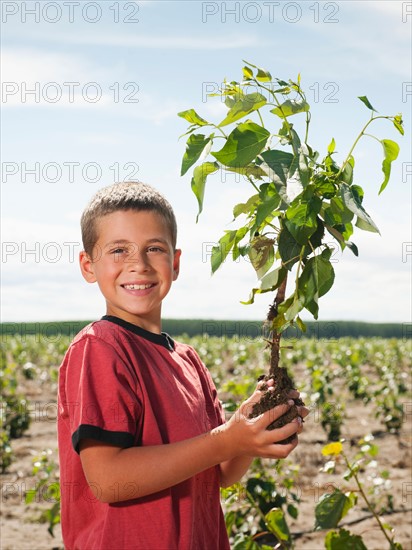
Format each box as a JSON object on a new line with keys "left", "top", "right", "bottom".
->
{"left": 218, "top": 380, "right": 308, "bottom": 460}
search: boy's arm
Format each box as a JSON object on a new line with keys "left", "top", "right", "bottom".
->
{"left": 79, "top": 394, "right": 301, "bottom": 503}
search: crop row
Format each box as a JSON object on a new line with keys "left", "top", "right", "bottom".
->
{"left": 1, "top": 335, "right": 410, "bottom": 548}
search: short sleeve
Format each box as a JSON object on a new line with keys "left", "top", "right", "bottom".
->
{"left": 60, "top": 335, "right": 142, "bottom": 453}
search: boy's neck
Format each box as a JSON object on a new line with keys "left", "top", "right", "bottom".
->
{"left": 105, "top": 308, "right": 162, "bottom": 334}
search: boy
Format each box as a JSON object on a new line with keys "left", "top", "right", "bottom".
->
{"left": 58, "top": 181, "right": 306, "bottom": 550}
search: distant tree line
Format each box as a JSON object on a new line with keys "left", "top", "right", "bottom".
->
{"left": 1, "top": 320, "right": 410, "bottom": 340}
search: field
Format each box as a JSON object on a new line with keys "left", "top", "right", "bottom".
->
{"left": 1, "top": 333, "right": 411, "bottom": 549}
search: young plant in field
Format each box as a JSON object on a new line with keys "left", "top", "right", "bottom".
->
{"left": 178, "top": 61, "right": 403, "bottom": 434}
{"left": 0, "top": 350, "right": 31, "bottom": 472}
{"left": 319, "top": 439, "right": 403, "bottom": 549}
{"left": 222, "top": 458, "right": 300, "bottom": 549}
{"left": 25, "top": 448, "right": 61, "bottom": 537}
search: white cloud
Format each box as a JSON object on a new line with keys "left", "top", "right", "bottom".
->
{"left": 1, "top": 48, "right": 185, "bottom": 124}
{"left": 1, "top": 48, "right": 115, "bottom": 108}
{"left": 24, "top": 30, "right": 263, "bottom": 50}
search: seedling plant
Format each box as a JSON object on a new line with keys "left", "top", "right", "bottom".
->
{"left": 178, "top": 60, "right": 403, "bottom": 435}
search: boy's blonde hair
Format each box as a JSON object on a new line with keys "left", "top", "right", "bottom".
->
{"left": 81, "top": 181, "right": 177, "bottom": 255}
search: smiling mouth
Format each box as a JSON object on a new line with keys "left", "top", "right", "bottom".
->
{"left": 122, "top": 283, "right": 155, "bottom": 290}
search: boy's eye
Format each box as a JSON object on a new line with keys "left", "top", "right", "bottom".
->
{"left": 111, "top": 248, "right": 126, "bottom": 254}
{"left": 147, "top": 246, "right": 163, "bottom": 253}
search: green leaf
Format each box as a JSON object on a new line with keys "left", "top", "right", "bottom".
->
{"left": 25, "top": 489, "right": 37, "bottom": 504}
{"left": 278, "top": 223, "right": 304, "bottom": 270}
{"left": 325, "top": 529, "right": 368, "bottom": 550}
{"left": 379, "top": 139, "right": 400, "bottom": 194}
{"left": 323, "top": 198, "right": 354, "bottom": 228}
{"left": 181, "top": 134, "right": 212, "bottom": 176}
{"left": 325, "top": 224, "right": 358, "bottom": 256}
{"left": 191, "top": 162, "right": 219, "bottom": 221}
{"left": 218, "top": 93, "right": 267, "bottom": 127}
{"left": 256, "top": 67, "right": 272, "bottom": 82}
{"left": 358, "top": 96, "right": 377, "bottom": 112}
{"left": 309, "top": 217, "right": 325, "bottom": 248}
{"left": 265, "top": 507, "right": 291, "bottom": 542}
{"left": 341, "top": 156, "right": 354, "bottom": 185}
{"left": 280, "top": 294, "right": 305, "bottom": 322}
{"left": 241, "top": 266, "right": 286, "bottom": 305}
{"left": 242, "top": 65, "right": 253, "bottom": 80}
{"left": 340, "top": 186, "right": 380, "bottom": 234}
{"left": 278, "top": 217, "right": 324, "bottom": 269}
{"left": 260, "top": 266, "right": 287, "bottom": 291}
{"left": 325, "top": 223, "right": 344, "bottom": 243}
{"left": 242, "top": 60, "right": 272, "bottom": 83}
{"left": 298, "top": 146, "right": 310, "bottom": 187}
{"left": 345, "top": 241, "right": 359, "bottom": 256}
{"left": 249, "top": 236, "right": 275, "bottom": 278}
{"left": 314, "top": 177, "right": 336, "bottom": 199}
{"left": 232, "top": 226, "right": 249, "bottom": 260}
{"left": 286, "top": 192, "right": 322, "bottom": 227}
{"left": 211, "top": 230, "right": 237, "bottom": 274}
{"left": 355, "top": 217, "right": 379, "bottom": 233}
{"left": 296, "top": 316, "right": 306, "bottom": 332}
{"left": 314, "top": 489, "right": 350, "bottom": 530}
{"left": 259, "top": 149, "right": 294, "bottom": 186}
{"left": 299, "top": 250, "right": 335, "bottom": 319}
{"left": 227, "top": 164, "right": 266, "bottom": 179}
{"left": 233, "top": 194, "right": 260, "bottom": 218}
{"left": 255, "top": 191, "right": 281, "bottom": 228}
{"left": 212, "top": 122, "right": 270, "bottom": 168}
{"left": 232, "top": 533, "right": 262, "bottom": 550}
{"left": 178, "top": 108, "right": 209, "bottom": 126}
{"left": 271, "top": 99, "right": 310, "bottom": 118}
{"left": 287, "top": 503, "right": 298, "bottom": 519}
{"left": 392, "top": 114, "right": 404, "bottom": 136}
{"left": 285, "top": 190, "right": 322, "bottom": 245}
{"left": 328, "top": 138, "right": 336, "bottom": 154}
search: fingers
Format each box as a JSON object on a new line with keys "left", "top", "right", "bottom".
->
{"left": 256, "top": 378, "right": 274, "bottom": 391}
{"left": 268, "top": 415, "right": 302, "bottom": 443}
{"left": 258, "top": 400, "right": 295, "bottom": 427}
{"left": 267, "top": 435, "right": 299, "bottom": 459}
{"left": 240, "top": 378, "right": 275, "bottom": 411}
{"left": 297, "top": 405, "right": 310, "bottom": 419}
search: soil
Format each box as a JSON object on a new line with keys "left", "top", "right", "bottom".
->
{"left": 250, "top": 367, "right": 304, "bottom": 443}
{"left": 1, "top": 367, "right": 411, "bottom": 550}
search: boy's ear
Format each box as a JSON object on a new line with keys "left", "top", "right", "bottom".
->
{"left": 79, "top": 251, "right": 97, "bottom": 283}
{"left": 172, "top": 249, "right": 182, "bottom": 281}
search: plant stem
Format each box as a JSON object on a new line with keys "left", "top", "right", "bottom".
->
{"left": 211, "top": 124, "right": 228, "bottom": 139}
{"left": 246, "top": 176, "right": 261, "bottom": 194}
{"left": 337, "top": 115, "right": 389, "bottom": 178}
{"left": 342, "top": 452, "right": 395, "bottom": 548}
{"left": 268, "top": 275, "right": 288, "bottom": 376}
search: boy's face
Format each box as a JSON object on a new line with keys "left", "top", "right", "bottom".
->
{"left": 79, "top": 209, "right": 181, "bottom": 333}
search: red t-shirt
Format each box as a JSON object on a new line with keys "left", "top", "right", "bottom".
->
{"left": 57, "top": 316, "right": 230, "bottom": 550}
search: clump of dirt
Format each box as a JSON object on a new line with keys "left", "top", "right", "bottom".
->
{"left": 249, "top": 367, "right": 304, "bottom": 443}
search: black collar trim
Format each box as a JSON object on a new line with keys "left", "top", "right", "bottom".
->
{"left": 101, "top": 315, "right": 175, "bottom": 351}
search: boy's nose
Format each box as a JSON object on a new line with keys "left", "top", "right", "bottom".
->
{"left": 128, "top": 252, "right": 151, "bottom": 271}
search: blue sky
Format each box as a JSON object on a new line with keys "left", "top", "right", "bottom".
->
{"left": 1, "top": 0, "right": 411, "bottom": 323}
